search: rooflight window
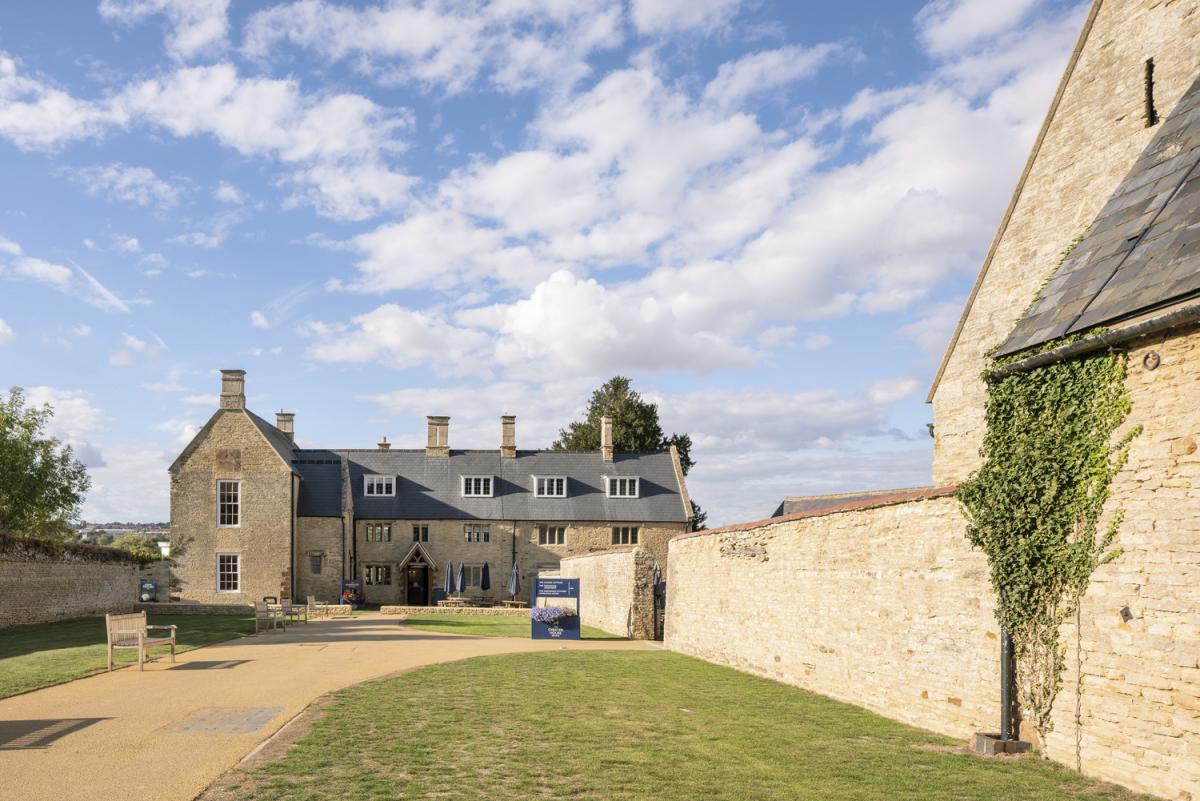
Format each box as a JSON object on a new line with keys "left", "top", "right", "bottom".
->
{"left": 534, "top": 476, "right": 567, "bottom": 498}
{"left": 462, "top": 476, "right": 494, "bottom": 498}
{"left": 364, "top": 475, "right": 395, "bottom": 497}
{"left": 605, "top": 476, "right": 639, "bottom": 499}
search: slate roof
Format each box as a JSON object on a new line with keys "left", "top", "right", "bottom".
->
{"left": 293, "top": 452, "right": 343, "bottom": 517}
{"left": 247, "top": 410, "right": 302, "bottom": 474}
{"left": 999, "top": 74, "right": 1200, "bottom": 356}
{"left": 288, "top": 446, "right": 689, "bottom": 523}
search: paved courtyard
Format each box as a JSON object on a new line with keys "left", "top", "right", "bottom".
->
{"left": 0, "top": 615, "right": 651, "bottom": 801}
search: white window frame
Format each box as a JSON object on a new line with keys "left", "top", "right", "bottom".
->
{"left": 363, "top": 475, "right": 396, "bottom": 497}
{"left": 605, "top": 476, "right": 640, "bottom": 499}
{"left": 461, "top": 475, "right": 494, "bottom": 498}
{"left": 465, "top": 564, "right": 484, "bottom": 588}
{"left": 216, "top": 480, "right": 241, "bottom": 528}
{"left": 533, "top": 475, "right": 567, "bottom": 498}
{"left": 216, "top": 552, "right": 241, "bottom": 593}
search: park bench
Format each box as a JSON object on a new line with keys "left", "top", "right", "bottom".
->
{"left": 105, "top": 612, "right": 176, "bottom": 671}
{"left": 254, "top": 601, "right": 286, "bottom": 633}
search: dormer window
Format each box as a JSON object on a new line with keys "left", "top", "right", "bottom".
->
{"left": 462, "top": 476, "right": 494, "bottom": 497}
{"left": 605, "top": 476, "right": 639, "bottom": 498}
{"left": 533, "top": 476, "right": 567, "bottom": 498}
{"left": 364, "top": 475, "right": 395, "bottom": 497}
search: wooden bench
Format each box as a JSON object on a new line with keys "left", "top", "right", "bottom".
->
{"left": 105, "top": 612, "right": 176, "bottom": 672}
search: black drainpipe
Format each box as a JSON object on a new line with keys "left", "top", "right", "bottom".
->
{"left": 289, "top": 477, "right": 296, "bottom": 600}
{"left": 1000, "top": 628, "right": 1017, "bottom": 740}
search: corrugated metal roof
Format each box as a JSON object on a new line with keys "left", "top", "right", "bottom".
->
{"left": 685, "top": 485, "right": 959, "bottom": 540}
{"left": 772, "top": 486, "right": 946, "bottom": 518}
{"left": 340, "top": 449, "right": 688, "bottom": 522}
{"left": 999, "top": 74, "right": 1200, "bottom": 356}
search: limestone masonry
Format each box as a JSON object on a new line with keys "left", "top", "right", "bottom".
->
{"left": 667, "top": 2, "right": 1200, "bottom": 798}
{"left": 169, "top": 369, "right": 691, "bottom": 609}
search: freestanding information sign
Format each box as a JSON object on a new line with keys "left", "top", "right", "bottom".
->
{"left": 531, "top": 577, "right": 581, "bottom": 640}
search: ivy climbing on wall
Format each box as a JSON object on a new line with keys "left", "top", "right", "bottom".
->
{"left": 958, "top": 345, "right": 1139, "bottom": 742}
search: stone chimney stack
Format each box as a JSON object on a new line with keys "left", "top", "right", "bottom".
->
{"left": 426, "top": 416, "right": 450, "bottom": 457}
{"left": 276, "top": 411, "right": 295, "bottom": 441}
{"left": 600, "top": 415, "right": 614, "bottom": 462}
{"left": 500, "top": 415, "right": 516, "bottom": 458}
{"left": 220, "top": 369, "right": 246, "bottom": 410}
{"left": 378, "top": 436, "right": 391, "bottom": 451}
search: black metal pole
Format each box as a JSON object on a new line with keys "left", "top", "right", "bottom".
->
{"left": 1000, "top": 627, "right": 1015, "bottom": 740}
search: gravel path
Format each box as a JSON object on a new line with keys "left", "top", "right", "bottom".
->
{"left": 0, "top": 614, "right": 651, "bottom": 801}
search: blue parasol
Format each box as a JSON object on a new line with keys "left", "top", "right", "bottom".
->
{"left": 508, "top": 562, "right": 521, "bottom": 598}
{"left": 456, "top": 561, "right": 466, "bottom": 594}
{"left": 480, "top": 562, "right": 491, "bottom": 591}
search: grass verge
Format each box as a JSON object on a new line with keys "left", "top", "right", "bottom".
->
{"left": 0, "top": 613, "right": 254, "bottom": 697}
{"left": 401, "top": 612, "right": 619, "bottom": 639}
{"left": 214, "top": 651, "right": 1151, "bottom": 801}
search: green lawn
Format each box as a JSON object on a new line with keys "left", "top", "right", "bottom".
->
{"left": 0, "top": 613, "right": 254, "bottom": 697}
{"left": 223, "top": 651, "right": 1150, "bottom": 801}
{"left": 402, "top": 612, "right": 619, "bottom": 639}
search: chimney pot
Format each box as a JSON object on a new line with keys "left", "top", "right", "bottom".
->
{"left": 501, "top": 414, "right": 516, "bottom": 458}
{"left": 600, "top": 416, "right": 614, "bottom": 462}
{"left": 426, "top": 416, "right": 450, "bottom": 457}
{"left": 378, "top": 436, "right": 391, "bottom": 451}
{"left": 276, "top": 411, "right": 295, "bottom": 441}
{"left": 220, "top": 369, "right": 246, "bottom": 410}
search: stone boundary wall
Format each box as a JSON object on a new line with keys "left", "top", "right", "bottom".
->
{"left": 136, "top": 602, "right": 253, "bottom": 616}
{"left": 0, "top": 536, "right": 140, "bottom": 628}
{"left": 665, "top": 496, "right": 999, "bottom": 740}
{"left": 380, "top": 605, "right": 527, "bottom": 616}
{"left": 559, "top": 548, "right": 655, "bottom": 639}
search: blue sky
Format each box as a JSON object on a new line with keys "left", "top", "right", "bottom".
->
{"left": 0, "top": 0, "right": 1084, "bottom": 524}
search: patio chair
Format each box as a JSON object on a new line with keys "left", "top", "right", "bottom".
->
{"left": 106, "top": 612, "right": 176, "bottom": 671}
{"left": 254, "top": 601, "right": 285, "bottom": 633}
{"left": 280, "top": 599, "right": 308, "bottom": 624}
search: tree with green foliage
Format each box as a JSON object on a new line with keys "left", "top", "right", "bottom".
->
{"left": 0, "top": 388, "right": 91, "bottom": 542}
{"left": 553, "top": 376, "right": 705, "bottom": 530}
{"left": 111, "top": 533, "right": 163, "bottom": 563}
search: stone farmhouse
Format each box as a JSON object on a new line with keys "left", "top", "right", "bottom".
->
{"left": 169, "top": 370, "right": 692, "bottom": 606}
{"left": 666, "top": 3, "right": 1200, "bottom": 798}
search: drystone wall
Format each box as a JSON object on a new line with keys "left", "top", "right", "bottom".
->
{"left": 665, "top": 496, "right": 999, "bottom": 739}
{"left": 0, "top": 538, "right": 138, "bottom": 628}
{"left": 666, "top": 457, "right": 1200, "bottom": 801}
{"left": 559, "top": 547, "right": 656, "bottom": 639}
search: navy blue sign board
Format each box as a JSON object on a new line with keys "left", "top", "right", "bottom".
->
{"left": 531, "top": 578, "right": 581, "bottom": 640}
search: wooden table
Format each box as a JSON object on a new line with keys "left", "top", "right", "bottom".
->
{"left": 499, "top": 599, "right": 528, "bottom": 608}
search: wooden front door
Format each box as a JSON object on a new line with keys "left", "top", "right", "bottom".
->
{"left": 406, "top": 564, "right": 429, "bottom": 606}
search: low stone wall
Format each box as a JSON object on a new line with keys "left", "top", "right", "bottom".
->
{"left": 0, "top": 536, "right": 140, "bottom": 628}
{"left": 559, "top": 548, "right": 655, "bottom": 639}
{"left": 136, "top": 602, "right": 253, "bottom": 616}
{"left": 380, "top": 605, "right": 526, "bottom": 616}
{"left": 665, "top": 495, "right": 998, "bottom": 740}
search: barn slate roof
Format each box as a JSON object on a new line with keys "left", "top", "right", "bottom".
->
{"left": 290, "top": 446, "right": 689, "bottom": 523}
{"left": 999, "top": 74, "right": 1200, "bottom": 356}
